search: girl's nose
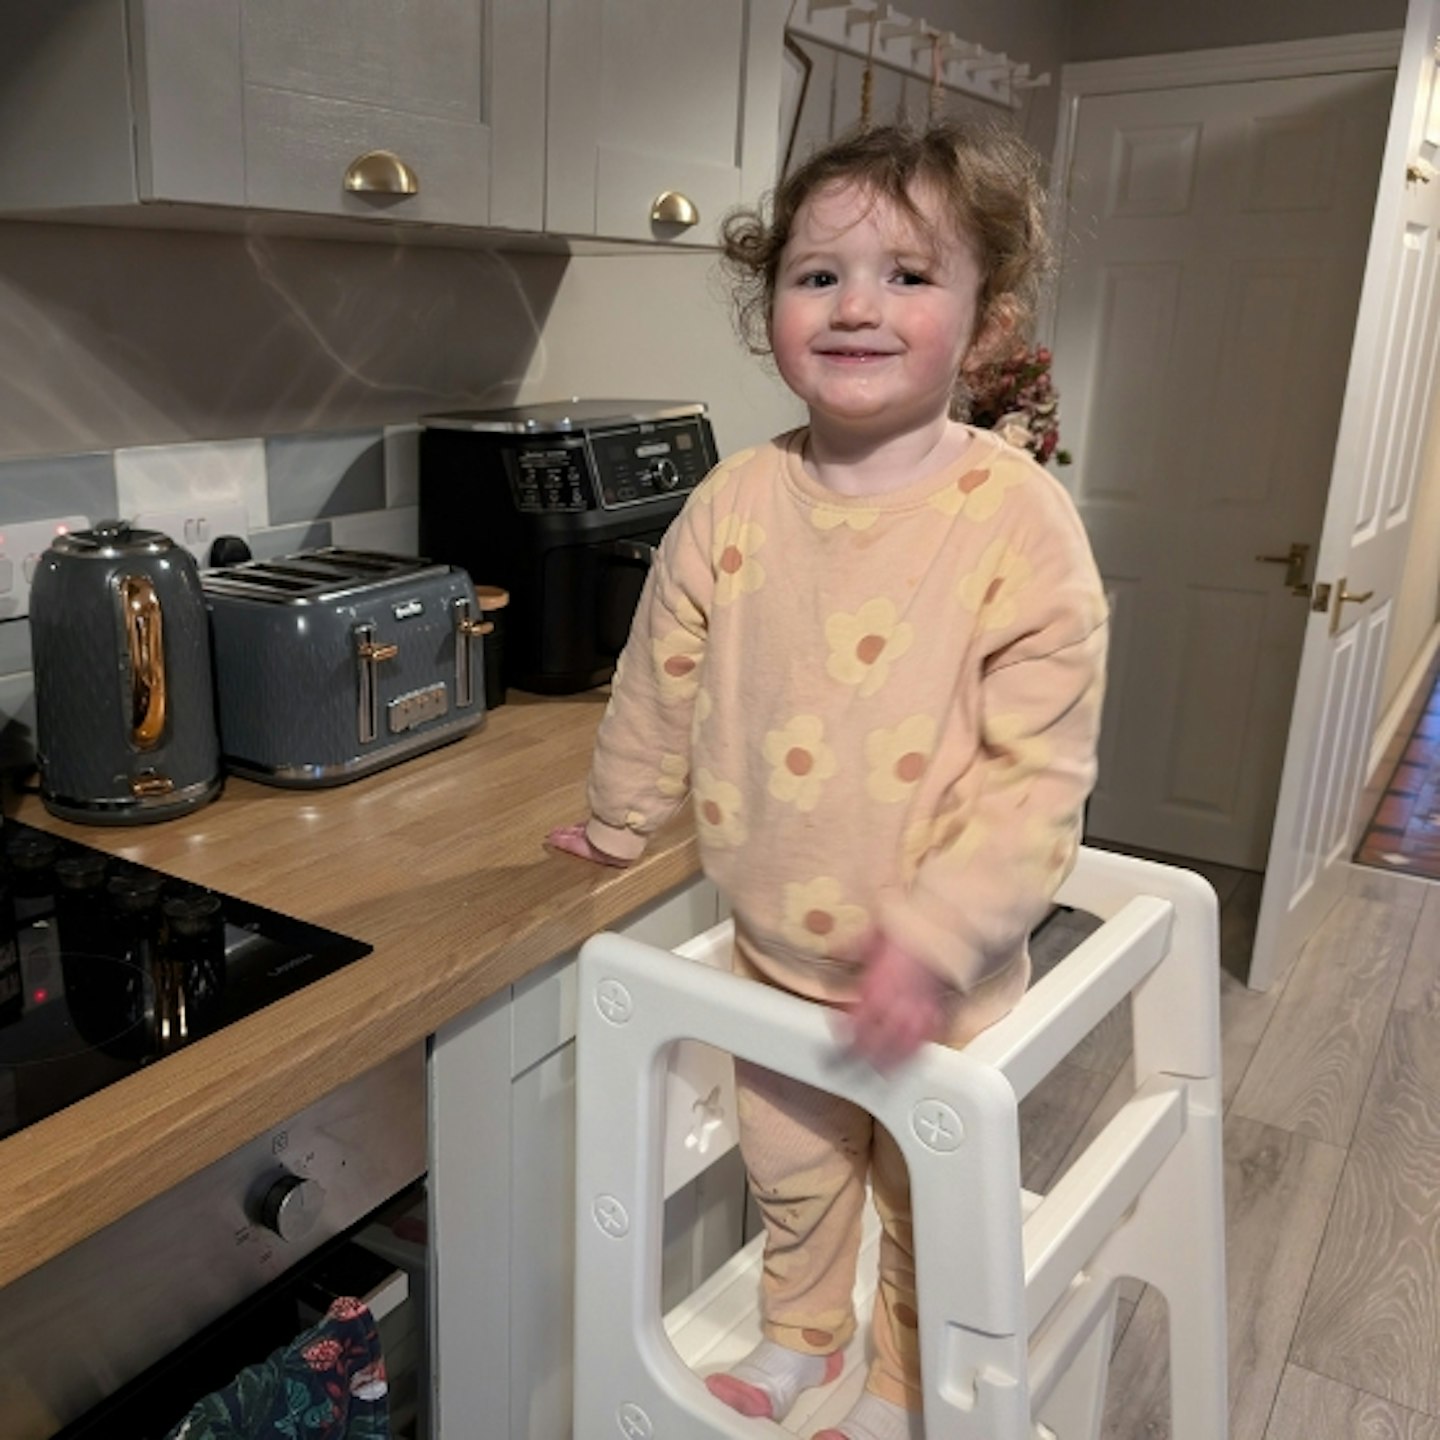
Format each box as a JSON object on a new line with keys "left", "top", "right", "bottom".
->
{"left": 832, "top": 279, "right": 880, "bottom": 327}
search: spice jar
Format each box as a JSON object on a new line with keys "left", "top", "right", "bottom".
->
{"left": 475, "top": 585, "right": 510, "bottom": 710}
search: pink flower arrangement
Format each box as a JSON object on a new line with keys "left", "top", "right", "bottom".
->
{"left": 967, "top": 344, "right": 1071, "bottom": 466}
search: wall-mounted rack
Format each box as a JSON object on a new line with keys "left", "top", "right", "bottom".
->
{"left": 785, "top": 0, "right": 1050, "bottom": 111}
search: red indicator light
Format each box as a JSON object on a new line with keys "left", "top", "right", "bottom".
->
{"left": 32, "top": 987, "right": 48, "bottom": 1003}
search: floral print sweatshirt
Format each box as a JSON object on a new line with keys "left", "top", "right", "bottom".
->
{"left": 584, "top": 428, "right": 1108, "bottom": 1003}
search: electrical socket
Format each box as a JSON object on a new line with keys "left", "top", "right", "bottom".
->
{"left": 0, "top": 516, "right": 90, "bottom": 621}
{"left": 135, "top": 505, "right": 250, "bottom": 568}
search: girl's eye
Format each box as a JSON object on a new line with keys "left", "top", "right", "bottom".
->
{"left": 797, "top": 270, "right": 837, "bottom": 289}
{"left": 894, "top": 269, "right": 930, "bottom": 286}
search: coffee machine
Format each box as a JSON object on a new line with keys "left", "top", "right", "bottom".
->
{"left": 418, "top": 400, "right": 718, "bottom": 694}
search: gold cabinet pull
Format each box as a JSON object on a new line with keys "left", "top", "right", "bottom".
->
{"left": 119, "top": 575, "right": 166, "bottom": 750}
{"left": 343, "top": 150, "right": 419, "bottom": 197}
{"left": 650, "top": 190, "right": 699, "bottom": 227}
{"left": 1255, "top": 541, "right": 1311, "bottom": 595}
{"left": 1329, "top": 577, "right": 1376, "bottom": 636}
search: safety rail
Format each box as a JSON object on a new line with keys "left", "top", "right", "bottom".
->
{"left": 572, "top": 845, "right": 1227, "bottom": 1439}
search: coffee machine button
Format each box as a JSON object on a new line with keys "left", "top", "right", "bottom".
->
{"left": 654, "top": 459, "right": 680, "bottom": 490}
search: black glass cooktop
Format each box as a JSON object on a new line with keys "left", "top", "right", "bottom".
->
{"left": 0, "top": 820, "right": 372, "bottom": 1142}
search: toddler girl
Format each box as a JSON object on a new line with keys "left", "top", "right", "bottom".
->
{"left": 548, "top": 118, "right": 1107, "bottom": 1439}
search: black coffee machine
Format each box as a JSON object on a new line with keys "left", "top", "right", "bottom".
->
{"left": 418, "top": 401, "right": 718, "bottom": 694}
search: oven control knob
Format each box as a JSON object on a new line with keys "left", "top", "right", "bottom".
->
{"left": 653, "top": 459, "right": 680, "bottom": 489}
{"left": 258, "top": 1172, "right": 326, "bottom": 1242}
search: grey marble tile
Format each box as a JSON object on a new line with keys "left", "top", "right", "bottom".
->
{"left": 0, "top": 452, "right": 116, "bottom": 525}
{"left": 0, "top": 621, "right": 32, "bottom": 676}
{"left": 0, "top": 672, "right": 36, "bottom": 767}
{"left": 246, "top": 520, "right": 334, "bottom": 561}
{"left": 265, "top": 431, "right": 385, "bottom": 526}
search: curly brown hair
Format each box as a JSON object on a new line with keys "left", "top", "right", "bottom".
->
{"left": 720, "top": 118, "right": 1051, "bottom": 370}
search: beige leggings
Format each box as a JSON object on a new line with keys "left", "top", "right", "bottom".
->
{"left": 732, "top": 952, "right": 1028, "bottom": 1411}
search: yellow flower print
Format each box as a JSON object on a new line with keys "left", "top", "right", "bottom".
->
{"left": 657, "top": 752, "right": 689, "bottom": 798}
{"left": 762, "top": 715, "right": 838, "bottom": 812}
{"left": 956, "top": 538, "right": 1034, "bottom": 631}
{"left": 865, "top": 715, "right": 938, "bottom": 803}
{"left": 693, "top": 768, "right": 747, "bottom": 848}
{"left": 693, "top": 447, "right": 756, "bottom": 505}
{"left": 779, "top": 876, "right": 869, "bottom": 955}
{"left": 928, "top": 464, "right": 1021, "bottom": 521}
{"left": 986, "top": 713, "right": 1053, "bottom": 781}
{"left": 811, "top": 506, "right": 879, "bottom": 532}
{"left": 825, "top": 597, "right": 914, "bottom": 697}
{"left": 712, "top": 515, "right": 767, "bottom": 605}
{"left": 652, "top": 626, "right": 704, "bottom": 703}
{"left": 901, "top": 811, "right": 986, "bottom": 878}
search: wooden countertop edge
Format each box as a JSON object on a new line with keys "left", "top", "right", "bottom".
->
{"left": 0, "top": 823, "right": 700, "bottom": 1292}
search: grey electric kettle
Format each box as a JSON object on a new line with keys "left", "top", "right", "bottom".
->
{"left": 29, "top": 521, "right": 223, "bottom": 824}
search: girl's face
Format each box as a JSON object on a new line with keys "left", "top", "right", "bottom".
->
{"left": 770, "top": 181, "right": 987, "bottom": 442}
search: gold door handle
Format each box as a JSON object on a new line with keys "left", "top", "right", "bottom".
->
{"left": 344, "top": 150, "right": 419, "bottom": 197}
{"left": 1328, "top": 577, "right": 1375, "bottom": 635}
{"left": 1255, "top": 541, "right": 1311, "bottom": 595}
{"left": 650, "top": 190, "right": 699, "bottom": 227}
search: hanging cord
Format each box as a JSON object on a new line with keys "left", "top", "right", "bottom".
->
{"left": 859, "top": 8, "right": 878, "bottom": 128}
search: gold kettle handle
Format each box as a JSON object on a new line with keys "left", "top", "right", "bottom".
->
{"left": 119, "top": 575, "right": 166, "bottom": 750}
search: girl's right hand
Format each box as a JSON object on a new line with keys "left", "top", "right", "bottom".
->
{"left": 544, "top": 821, "right": 631, "bottom": 868}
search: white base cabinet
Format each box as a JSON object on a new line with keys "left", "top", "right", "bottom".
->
{"left": 429, "top": 876, "right": 734, "bottom": 1439}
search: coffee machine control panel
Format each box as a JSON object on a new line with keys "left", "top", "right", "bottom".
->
{"left": 503, "top": 418, "right": 716, "bottom": 514}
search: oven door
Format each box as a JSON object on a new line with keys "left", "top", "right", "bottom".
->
{"left": 53, "top": 1184, "right": 428, "bottom": 1440}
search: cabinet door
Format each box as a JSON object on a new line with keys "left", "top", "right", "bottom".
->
{"left": 545, "top": 0, "right": 785, "bottom": 245}
{"left": 137, "top": 0, "right": 544, "bottom": 228}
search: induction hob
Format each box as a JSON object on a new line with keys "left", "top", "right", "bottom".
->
{"left": 0, "top": 820, "right": 372, "bottom": 1141}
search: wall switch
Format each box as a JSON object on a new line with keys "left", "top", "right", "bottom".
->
{"left": 0, "top": 516, "right": 90, "bottom": 621}
{"left": 135, "top": 505, "right": 250, "bottom": 568}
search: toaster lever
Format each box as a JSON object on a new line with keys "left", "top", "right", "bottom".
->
{"left": 452, "top": 601, "right": 492, "bottom": 709}
{"left": 355, "top": 624, "right": 398, "bottom": 744}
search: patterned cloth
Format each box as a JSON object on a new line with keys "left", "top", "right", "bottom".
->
{"left": 164, "top": 1297, "right": 389, "bottom": 1440}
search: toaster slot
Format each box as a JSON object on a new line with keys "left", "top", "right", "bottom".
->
{"left": 205, "top": 568, "right": 318, "bottom": 594}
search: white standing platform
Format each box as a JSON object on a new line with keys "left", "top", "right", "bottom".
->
{"left": 573, "top": 846, "right": 1228, "bottom": 1438}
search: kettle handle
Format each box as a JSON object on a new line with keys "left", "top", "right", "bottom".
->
{"left": 118, "top": 574, "right": 166, "bottom": 750}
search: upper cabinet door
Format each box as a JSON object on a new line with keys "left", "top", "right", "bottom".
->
{"left": 545, "top": 0, "right": 785, "bottom": 246}
{"left": 137, "top": 0, "right": 545, "bottom": 229}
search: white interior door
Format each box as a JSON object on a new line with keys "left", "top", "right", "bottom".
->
{"left": 1250, "top": 0, "right": 1440, "bottom": 990}
{"left": 1052, "top": 68, "right": 1393, "bottom": 869}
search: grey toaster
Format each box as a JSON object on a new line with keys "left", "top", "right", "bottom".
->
{"left": 201, "top": 548, "right": 486, "bottom": 787}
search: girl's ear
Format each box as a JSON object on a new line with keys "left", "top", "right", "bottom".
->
{"left": 961, "top": 296, "right": 1021, "bottom": 379}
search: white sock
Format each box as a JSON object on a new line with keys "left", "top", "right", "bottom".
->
{"left": 713, "top": 1339, "right": 837, "bottom": 1417}
{"left": 820, "top": 1391, "right": 924, "bottom": 1440}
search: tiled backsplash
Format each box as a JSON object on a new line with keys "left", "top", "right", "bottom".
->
{"left": 0, "top": 423, "right": 423, "bottom": 766}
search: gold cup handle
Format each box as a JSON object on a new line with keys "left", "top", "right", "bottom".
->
{"left": 343, "top": 150, "right": 419, "bottom": 197}
{"left": 650, "top": 190, "right": 699, "bottom": 227}
{"left": 119, "top": 575, "right": 166, "bottom": 750}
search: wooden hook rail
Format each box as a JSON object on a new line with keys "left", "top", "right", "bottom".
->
{"left": 785, "top": 0, "right": 1050, "bottom": 110}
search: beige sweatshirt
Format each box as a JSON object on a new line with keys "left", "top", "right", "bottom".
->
{"left": 585, "top": 428, "right": 1108, "bottom": 1003}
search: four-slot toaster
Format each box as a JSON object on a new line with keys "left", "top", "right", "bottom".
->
{"left": 200, "top": 548, "right": 486, "bottom": 787}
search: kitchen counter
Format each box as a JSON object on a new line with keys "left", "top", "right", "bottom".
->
{"left": 0, "top": 691, "right": 699, "bottom": 1292}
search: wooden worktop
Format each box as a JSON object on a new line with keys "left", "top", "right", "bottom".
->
{"left": 0, "top": 692, "right": 698, "bottom": 1292}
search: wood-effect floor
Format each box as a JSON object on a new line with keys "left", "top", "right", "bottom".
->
{"left": 1027, "top": 853, "right": 1440, "bottom": 1438}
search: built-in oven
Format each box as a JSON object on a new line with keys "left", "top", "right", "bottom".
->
{"left": 0, "top": 820, "right": 428, "bottom": 1439}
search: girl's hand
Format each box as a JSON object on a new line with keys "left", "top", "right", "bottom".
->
{"left": 842, "top": 930, "right": 951, "bottom": 1072}
{"left": 544, "top": 821, "right": 631, "bottom": 868}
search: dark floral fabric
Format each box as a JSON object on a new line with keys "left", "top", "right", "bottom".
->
{"left": 164, "top": 1297, "right": 389, "bottom": 1440}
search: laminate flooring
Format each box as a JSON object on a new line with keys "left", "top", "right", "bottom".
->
{"left": 1027, "top": 849, "right": 1440, "bottom": 1438}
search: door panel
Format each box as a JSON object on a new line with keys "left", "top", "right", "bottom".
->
{"left": 1054, "top": 69, "right": 1394, "bottom": 868}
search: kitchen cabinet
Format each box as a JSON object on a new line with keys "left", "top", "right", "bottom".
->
{"left": 0, "top": 0, "right": 545, "bottom": 230}
{"left": 545, "top": 0, "right": 785, "bottom": 246}
{"left": 0, "top": 0, "right": 783, "bottom": 246}
{"left": 429, "top": 874, "right": 735, "bottom": 1439}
